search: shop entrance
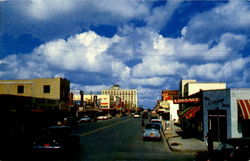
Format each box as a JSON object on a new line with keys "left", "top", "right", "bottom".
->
{"left": 208, "top": 110, "right": 227, "bottom": 142}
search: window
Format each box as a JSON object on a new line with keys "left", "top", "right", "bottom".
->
{"left": 17, "top": 85, "right": 24, "bottom": 93}
{"left": 43, "top": 85, "right": 50, "bottom": 93}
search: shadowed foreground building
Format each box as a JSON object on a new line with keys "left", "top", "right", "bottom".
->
{"left": 0, "top": 77, "right": 72, "bottom": 133}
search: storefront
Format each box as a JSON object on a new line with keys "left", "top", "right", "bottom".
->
{"left": 203, "top": 89, "right": 250, "bottom": 141}
{"left": 174, "top": 94, "right": 203, "bottom": 138}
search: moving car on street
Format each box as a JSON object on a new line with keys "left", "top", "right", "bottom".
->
{"left": 143, "top": 123, "right": 161, "bottom": 141}
{"left": 31, "top": 126, "right": 80, "bottom": 152}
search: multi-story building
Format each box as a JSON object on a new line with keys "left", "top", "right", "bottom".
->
{"left": 0, "top": 77, "right": 70, "bottom": 111}
{"left": 101, "top": 85, "right": 137, "bottom": 110}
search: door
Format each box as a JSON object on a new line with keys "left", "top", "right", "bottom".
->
{"left": 208, "top": 110, "right": 227, "bottom": 142}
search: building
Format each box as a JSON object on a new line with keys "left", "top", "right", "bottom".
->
{"left": 176, "top": 79, "right": 227, "bottom": 138}
{"left": 178, "top": 80, "right": 226, "bottom": 111}
{"left": 0, "top": 77, "right": 71, "bottom": 134}
{"left": 155, "top": 90, "right": 179, "bottom": 122}
{"left": 175, "top": 87, "right": 250, "bottom": 141}
{"left": 101, "top": 85, "right": 137, "bottom": 111}
{"left": 203, "top": 89, "right": 250, "bottom": 141}
{"left": 0, "top": 77, "right": 70, "bottom": 111}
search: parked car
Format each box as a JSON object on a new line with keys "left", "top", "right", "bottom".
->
{"left": 31, "top": 126, "right": 80, "bottom": 152}
{"left": 79, "top": 116, "right": 91, "bottom": 123}
{"left": 195, "top": 138, "right": 250, "bottom": 161}
{"left": 143, "top": 123, "right": 161, "bottom": 141}
{"left": 97, "top": 115, "right": 108, "bottom": 120}
{"left": 150, "top": 119, "right": 163, "bottom": 130}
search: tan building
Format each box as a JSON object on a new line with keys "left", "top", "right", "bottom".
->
{"left": 101, "top": 85, "right": 137, "bottom": 110}
{"left": 179, "top": 80, "right": 226, "bottom": 97}
{"left": 0, "top": 77, "right": 70, "bottom": 110}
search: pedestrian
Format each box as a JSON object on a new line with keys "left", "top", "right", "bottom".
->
{"left": 206, "top": 130, "right": 213, "bottom": 151}
{"left": 141, "top": 118, "right": 145, "bottom": 127}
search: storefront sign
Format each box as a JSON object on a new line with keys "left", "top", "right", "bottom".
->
{"left": 173, "top": 98, "right": 200, "bottom": 104}
{"left": 204, "top": 97, "right": 230, "bottom": 108}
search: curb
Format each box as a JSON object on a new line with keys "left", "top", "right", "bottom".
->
{"left": 164, "top": 132, "right": 203, "bottom": 154}
{"left": 166, "top": 137, "right": 201, "bottom": 153}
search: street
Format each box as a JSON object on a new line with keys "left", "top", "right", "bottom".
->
{"left": 11, "top": 116, "right": 195, "bottom": 161}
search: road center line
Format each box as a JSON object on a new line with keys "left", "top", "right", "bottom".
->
{"left": 80, "top": 118, "right": 131, "bottom": 136}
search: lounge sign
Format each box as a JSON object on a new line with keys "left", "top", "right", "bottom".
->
{"left": 173, "top": 98, "right": 200, "bottom": 104}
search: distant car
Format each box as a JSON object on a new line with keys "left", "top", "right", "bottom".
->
{"left": 79, "top": 116, "right": 91, "bottom": 123}
{"left": 143, "top": 123, "right": 161, "bottom": 141}
{"left": 31, "top": 126, "right": 80, "bottom": 152}
{"left": 195, "top": 138, "right": 250, "bottom": 161}
{"left": 97, "top": 115, "right": 108, "bottom": 120}
{"left": 133, "top": 114, "right": 140, "bottom": 118}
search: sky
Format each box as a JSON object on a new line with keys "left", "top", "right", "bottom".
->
{"left": 0, "top": 0, "right": 250, "bottom": 109}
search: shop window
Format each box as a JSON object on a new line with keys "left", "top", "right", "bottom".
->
{"left": 17, "top": 85, "right": 24, "bottom": 93}
{"left": 43, "top": 85, "right": 50, "bottom": 93}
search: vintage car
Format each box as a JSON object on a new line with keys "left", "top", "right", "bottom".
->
{"left": 97, "top": 115, "right": 108, "bottom": 120}
{"left": 133, "top": 114, "right": 140, "bottom": 118}
{"left": 195, "top": 138, "right": 250, "bottom": 161}
{"left": 150, "top": 119, "right": 163, "bottom": 130}
{"left": 31, "top": 126, "right": 80, "bottom": 152}
{"left": 143, "top": 123, "right": 161, "bottom": 141}
{"left": 79, "top": 116, "right": 92, "bottom": 123}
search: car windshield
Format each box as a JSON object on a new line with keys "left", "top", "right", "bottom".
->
{"left": 145, "top": 124, "right": 160, "bottom": 130}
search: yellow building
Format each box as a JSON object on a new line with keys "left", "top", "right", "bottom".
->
{"left": 0, "top": 77, "right": 70, "bottom": 110}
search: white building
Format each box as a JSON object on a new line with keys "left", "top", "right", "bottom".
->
{"left": 101, "top": 85, "right": 137, "bottom": 110}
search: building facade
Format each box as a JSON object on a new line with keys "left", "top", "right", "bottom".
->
{"left": 203, "top": 89, "right": 250, "bottom": 141}
{"left": 0, "top": 77, "right": 70, "bottom": 111}
{"left": 101, "top": 85, "right": 137, "bottom": 110}
{"left": 158, "top": 90, "right": 179, "bottom": 122}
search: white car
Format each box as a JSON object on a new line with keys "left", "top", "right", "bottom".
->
{"left": 133, "top": 114, "right": 140, "bottom": 118}
{"left": 97, "top": 116, "right": 108, "bottom": 120}
{"left": 79, "top": 116, "right": 91, "bottom": 123}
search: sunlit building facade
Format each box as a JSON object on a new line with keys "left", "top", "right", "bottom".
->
{"left": 101, "top": 85, "right": 137, "bottom": 110}
{"left": 0, "top": 77, "right": 70, "bottom": 111}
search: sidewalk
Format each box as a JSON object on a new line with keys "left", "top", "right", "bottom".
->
{"left": 163, "top": 125, "right": 208, "bottom": 153}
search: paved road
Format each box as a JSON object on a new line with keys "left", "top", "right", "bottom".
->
{"left": 76, "top": 117, "right": 194, "bottom": 161}
{"left": 2, "top": 117, "right": 195, "bottom": 161}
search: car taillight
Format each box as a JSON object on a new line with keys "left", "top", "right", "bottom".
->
{"left": 44, "top": 144, "right": 50, "bottom": 146}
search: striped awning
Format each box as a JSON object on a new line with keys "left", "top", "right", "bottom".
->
{"left": 238, "top": 100, "right": 250, "bottom": 119}
{"left": 181, "top": 106, "right": 201, "bottom": 119}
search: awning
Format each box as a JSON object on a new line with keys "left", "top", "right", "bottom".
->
{"left": 238, "top": 100, "right": 250, "bottom": 119}
{"left": 181, "top": 106, "right": 201, "bottom": 119}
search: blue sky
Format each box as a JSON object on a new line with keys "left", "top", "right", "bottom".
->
{"left": 0, "top": 0, "right": 250, "bottom": 108}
